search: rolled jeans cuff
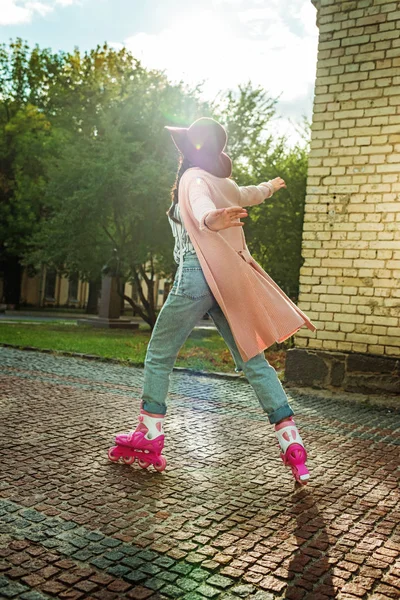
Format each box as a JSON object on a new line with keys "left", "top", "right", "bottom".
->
{"left": 141, "top": 400, "right": 167, "bottom": 416}
{"left": 267, "top": 402, "right": 294, "bottom": 425}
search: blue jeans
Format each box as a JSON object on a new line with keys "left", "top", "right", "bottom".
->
{"left": 141, "top": 252, "right": 294, "bottom": 424}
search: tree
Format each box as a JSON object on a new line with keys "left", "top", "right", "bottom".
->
{"left": 0, "top": 39, "right": 146, "bottom": 307}
{"left": 0, "top": 39, "right": 61, "bottom": 306}
{"left": 27, "top": 57, "right": 210, "bottom": 327}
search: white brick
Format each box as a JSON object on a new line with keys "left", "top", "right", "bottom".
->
{"left": 296, "top": 2, "right": 400, "bottom": 359}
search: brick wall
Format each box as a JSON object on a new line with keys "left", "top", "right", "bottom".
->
{"left": 295, "top": 0, "right": 400, "bottom": 358}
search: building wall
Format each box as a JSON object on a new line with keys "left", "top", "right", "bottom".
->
{"left": 295, "top": 0, "right": 400, "bottom": 358}
{"left": 21, "top": 268, "right": 42, "bottom": 306}
{"left": 17, "top": 268, "right": 170, "bottom": 311}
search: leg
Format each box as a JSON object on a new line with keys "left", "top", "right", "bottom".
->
{"left": 207, "top": 302, "right": 293, "bottom": 424}
{"left": 207, "top": 301, "right": 309, "bottom": 483}
{"left": 141, "top": 265, "right": 214, "bottom": 415}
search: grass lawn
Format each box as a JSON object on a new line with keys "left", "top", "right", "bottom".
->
{"left": 0, "top": 321, "right": 286, "bottom": 375}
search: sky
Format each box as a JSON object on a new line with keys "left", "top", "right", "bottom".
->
{"left": 0, "top": 0, "right": 320, "bottom": 144}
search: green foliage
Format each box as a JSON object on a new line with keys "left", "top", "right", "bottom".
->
{"left": 23, "top": 43, "right": 210, "bottom": 325}
{"left": 0, "top": 39, "right": 63, "bottom": 303}
{"left": 0, "top": 104, "right": 51, "bottom": 256}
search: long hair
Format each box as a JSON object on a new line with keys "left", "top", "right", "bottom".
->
{"left": 166, "top": 156, "right": 192, "bottom": 225}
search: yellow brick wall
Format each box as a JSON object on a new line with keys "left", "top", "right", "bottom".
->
{"left": 296, "top": 0, "right": 400, "bottom": 357}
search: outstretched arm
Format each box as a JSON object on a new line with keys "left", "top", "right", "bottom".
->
{"left": 238, "top": 177, "right": 286, "bottom": 207}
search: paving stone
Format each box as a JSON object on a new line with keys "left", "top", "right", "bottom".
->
{"left": 72, "top": 549, "right": 94, "bottom": 561}
{"left": 201, "top": 560, "right": 219, "bottom": 571}
{"left": 107, "top": 579, "right": 132, "bottom": 592}
{"left": 59, "top": 591, "right": 85, "bottom": 600}
{"left": 9, "top": 542, "right": 30, "bottom": 551}
{"left": 91, "top": 590, "right": 117, "bottom": 600}
{"left": 90, "top": 557, "right": 112, "bottom": 570}
{"left": 7, "top": 567, "right": 29, "bottom": 580}
{"left": 85, "top": 532, "right": 105, "bottom": 542}
{"left": 136, "top": 551, "right": 159, "bottom": 562}
{"left": 162, "top": 584, "right": 184, "bottom": 598}
{"left": 231, "top": 583, "right": 255, "bottom": 597}
{"left": 20, "top": 592, "right": 50, "bottom": 600}
{"left": 20, "top": 510, "right": 46, "bottom": 523}
{"left": 21, "top": 573, "right": 45, "bottom": 586}
{"left": 195, "top": 583, "right": 220, "bottom": 598}
{"left": 74, "top": 579, "right": 99, "bottom": 592}
{"left": 153, "top": 557, "right": 176, "bottom": 569}
{"left": 106, "top": 565, "right": 131, "bottom": 578}
{"left": 207, "top": 573, "right": 234, "bottom": 589}
{"left": 90, "top": 573, "right": 114, "bottom": 586}
{"left": 1, "top": 582, "right": 29, "bottom": 598}
{"left": 188, "top": 568, "right": 210, "bottom": 582}
{"left": 70, "top": 537, "right": 89, "bottom": 549}
{"left": 127, "top": 587, "right": 154, "bottom": 600}
{"left": 103, "top": 551, "right": 125, "bottom": 562}
{"left": 122, "top": 557, "right": 145, "bottom": 569}
{"left": 100, "top": 538, "right": 121, "bottom": 548}
{"left": 176, "top": 577, "right": 199, "bottom": 592}
{"left": 124, "top": 571, "right": 148, "bottom": 584}
{"left": 1, "top": 348, "right": 399, "bottom": 600}
{"left": 120, "top": 546, "right": 140, "bottom": 556}
{"left": 41, "top": 580, "right": 67, "bottom": 594}
{"left": 139, "top": 563, "right": 161, "bottom": 575}
{"left": 171, "top": 563, "right": 193, "bottom": 576}
{"left": 145, "top": 576, "right": 166, "bottom": 591}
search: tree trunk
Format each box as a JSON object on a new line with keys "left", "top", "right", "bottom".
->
{"left": 86, "top": 277, "right": 101, "bottom": 314}
{"left": 2, "top": 255, "right": 22, "bottom": 309}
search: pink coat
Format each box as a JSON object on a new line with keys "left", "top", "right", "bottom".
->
{"left": 178, "top": 167, "right": 316, "bottom": 363}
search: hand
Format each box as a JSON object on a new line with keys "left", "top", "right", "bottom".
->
{"left": 204, "top": 206, "right": 248, "bottom": 231}
{"left": 270, "top": 177, "right": 286, "bottom": 192}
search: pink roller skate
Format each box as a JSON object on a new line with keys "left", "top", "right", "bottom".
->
{"left": 275, "top": 417, "right": 309, "bottom": 485}
{"left": 108, "top": 408, "right": 166, "bottom": 472}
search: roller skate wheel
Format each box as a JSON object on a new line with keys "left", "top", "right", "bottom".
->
{"left": 123, "top": 455, "right": 136, "bottom": 465}
{"left": 138, "top": 458, "right": 150, "bottom": 469}
{"left": 292, "top": 464, "right": 310, "bottom": 485}
{"left": 108, "top": 447, "right": 120, "bottom": 462}
{"left": 298, "top": 472, "right": 310, "bottom": 485}
{"left": 154, "top": 456, "right": 167, "bottom": 472}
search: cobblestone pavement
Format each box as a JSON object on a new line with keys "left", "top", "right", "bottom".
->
{"left": 0, "top": 347, "right": 399, "bottom": 600}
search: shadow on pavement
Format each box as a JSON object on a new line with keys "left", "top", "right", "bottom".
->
{"left": 285, "top": 488, "right": 335, "bottom": 599}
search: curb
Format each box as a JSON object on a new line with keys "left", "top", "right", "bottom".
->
{"left": 1, "top": 343, "right": 398, "bottom": 410}
{"left": 284, "top": 382, "right": 399, "bottom": 412}
{"left": 0, "top": 343, "right": 247, "bottom": 383}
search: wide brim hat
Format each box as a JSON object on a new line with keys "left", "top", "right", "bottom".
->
{"left": 165, "top": 117, "right": 232, "bottom": 178}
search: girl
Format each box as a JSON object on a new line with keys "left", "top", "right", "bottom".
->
{"left": 108, "top": 118, "right": 316, "bottom": 484}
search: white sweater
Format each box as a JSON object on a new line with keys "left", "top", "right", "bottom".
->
{"left": 168, "top": 171, "right": 274, "bottom": 264}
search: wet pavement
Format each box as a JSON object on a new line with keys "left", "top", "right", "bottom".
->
{"left": 0, "top": 347, "right": 399, "bottom": 600}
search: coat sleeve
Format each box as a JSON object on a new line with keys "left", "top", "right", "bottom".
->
{"left": 188, "top": 175, "right": 217, "bottom": 231}
{"left": 237, "top": 181, "right": 274, "bottom": 207}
